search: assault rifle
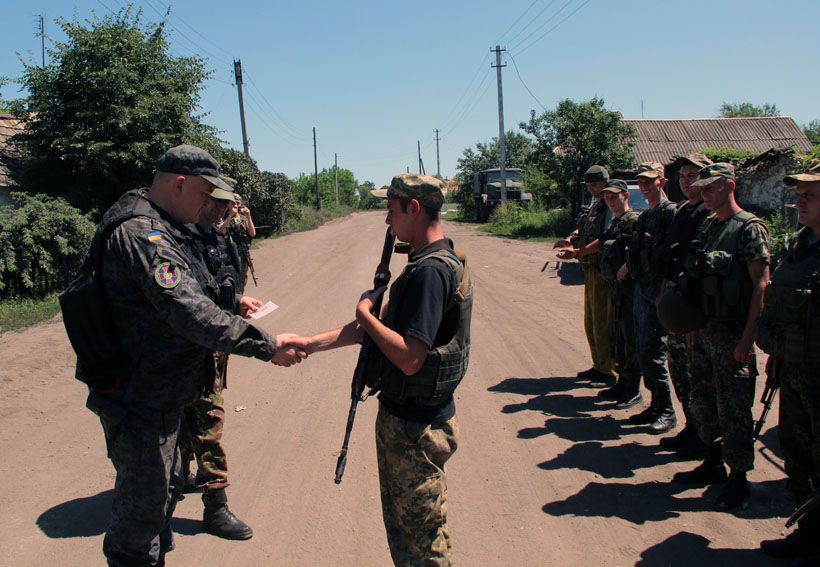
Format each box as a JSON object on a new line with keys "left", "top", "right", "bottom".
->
{"left": 246, "top": 250, "right": 258, "bottom": 287}
{"left": 753, "top": 355, "right": 781, "bottom": 439}
{"left": 334, "top": 227, "right": 396, "bottom": 484}
{"left": 786, "top": 488, "right": 820, "bottom": 528}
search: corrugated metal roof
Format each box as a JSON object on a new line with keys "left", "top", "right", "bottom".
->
{"left": 624, "top": 117, "right": 813, "bottom": 164}
{"left": 0, "top": 113, "right": 24, "bottom": 188}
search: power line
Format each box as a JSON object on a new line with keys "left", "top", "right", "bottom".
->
{"left": 243, "top": 70, "right": 310, "bottom": 141}
{"left": 504, "top": 0, "right": 560, "bottom": 49}
{"left": 509, "top": 0, "right": 572, "bottom": 53}
{"left": 494, "top": 0, "right": 543, "bottom": 46}
{"left": 507, "top": 51, "right": 546, "bottom": 112}
{"left": 141, "top": 0, "right": 233, "bottom": 66}
{"left": 440, "top": 70, "right": 494, "bottom": 139}
{"left": 515, "top": 0, "right": 593, "bottom": 55}
{"left": 438, "top": 54, "right": 493, "bottom": 132}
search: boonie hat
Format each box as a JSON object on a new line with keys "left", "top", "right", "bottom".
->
{"left": 784, "top": 159, "right": 820, "bottom": 186}
{"left": 636, "top": 162, "right": 665, "bottom": 179}
{"left": 692, "top": 162, "right": 735, "bottom": 187}
{"left": 583, "top": 165, "right": 609, "bottom": 183}
{"left": 370, "top": 174, "right": 445, "bottom": 210}
{"left": 601, "top": 179, "right": 629, "bottom": 194}
{"left": 156, "top": 144, "right": 236, "bottom": 202}
{"left": 672, "top": 153, "right": 713, "bottom": 169}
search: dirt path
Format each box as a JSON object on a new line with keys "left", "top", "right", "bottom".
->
{"left": 0, "top": 211, "right": 787, "bottom": 566}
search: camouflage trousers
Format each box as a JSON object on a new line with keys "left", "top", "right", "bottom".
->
{"left": 608, "top": 284, "right": 640, "bottom": 382}
{"left": 100, "top": 405, "right": 183, "bottom": 566}
{"left": 633, "top": 282, "right": 672, "bottom": 406}
{"left": 583, "top": 265, "right": 616, "bottom": 377}
{"left": 376, "top": 403, "right": 459, "bottom": 567}
{"left": 668, "top": 333, "right": 693, "bottom": 418}
{"left": 778, "top": 360, "right": 820, "bottom": 503}
{"left": 179, "top": 353, "right": 228, "bottom": 490}
{"left": 689, "top": 322, "right": 757, "bottom": 472}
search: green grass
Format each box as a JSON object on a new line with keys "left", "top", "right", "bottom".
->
{"left": 481, "top": 203, "right": 575, "bottom": 241}
{"left": 280, "top": 204, "right": 357, "bottom": 235}
{"left": 0, "top": 295, "right": 61, "bottom": 334}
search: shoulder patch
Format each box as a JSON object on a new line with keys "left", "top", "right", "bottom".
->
{"left": 154, "top": 262, "right": 182, "bottom": 289}
{"left": 147, "top": 231, "right": 163, "bottom": 242}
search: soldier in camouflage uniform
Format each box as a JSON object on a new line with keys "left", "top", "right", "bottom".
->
{"left": 555, "top": 165, "right": 617, "bottom": 385}
{"left": 618, "top": 163, "right": 677, "bottom": 433}
{"left": 596, "top": 180, "right": 642, "bottom": 408}
{"left": 759, "top": 161, "right": 820, "bottom": 559}
{"left": 222, "top": 193, "right": 256, "bottom": 293}
{"left": 92, "top": 145, "right": 304, "bottom": 566}
{"left": 672, "top": 163, "right": 770, "bottom": 512}
{"left": 287, "top": 174, "right": 472, "bottom": 566}
{"left": 655, "top": 154, "right": 713, "bottom": 457}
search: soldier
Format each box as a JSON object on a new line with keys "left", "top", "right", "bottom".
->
{"left": 177, "top": 193, "right": 258, "bottom": 540}
{"left": 673, "top": 163, "right": 770, "bottom": 511}
{"left": 555, "top": 165, "right": 617, "bottom": 386}
{"left": 596, "top": 180, "right": 642, "bottom": 408}
{"left": 758, "top": 161, "right": 820, "bottom": 559}
{"left": 222, "top": 193, "right": 256, "bottom": 292}
{"left": 617, "top": 162, "right": 677, "bottom": 433}
{"left": 655, "top": 154, "right": 713, "bottom": 456}
{"left": 77, "top": 145, "right": 304, "bottom": 566}
{"left": 286, "top": 174, "right": 473, "bottom": 566}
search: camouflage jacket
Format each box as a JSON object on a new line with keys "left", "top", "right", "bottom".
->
{"left": 101, "top": 191, "right": 276, "bottom": 410}
{"left": 577, "top": 198, "right": 610, "bottom": 264}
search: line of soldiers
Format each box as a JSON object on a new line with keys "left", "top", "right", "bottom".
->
{"left": 557, "top": 158, "right": 820, "bottom": 561}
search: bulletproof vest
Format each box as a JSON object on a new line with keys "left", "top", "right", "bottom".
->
{"left": 59, "top": 189, "right": 158, "bottom": 389}
{"left": 683, "top": 210, "right": 766, "bottom": 324}
{"left": 366, "top": 244, "right": 473, "bottom": 405}
{"left": 186, "top": 228, "right": 238, "bottom": 312}
{"left": 626, "top": 200, "right": 675, "bottom": 280}
{"left": 577, "top": 199, "right": 609, "bottom": 265}
{"left": 653, "top": 200, "right": 711, "bottom": 281}
{"left": 598, "top": 210, "right": 639, "bottom": 282}
{"left": 757, "top": 228, "right": 820, "bottom": 362}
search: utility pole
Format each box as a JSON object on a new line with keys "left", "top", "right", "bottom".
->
{"left": 418, "top": 141, "right": 425, "bottom": 175}
{"left": 233, "top": 60, "right": 250, "bottom": 157}
{"left": 491, "top": 45, "right": 507, "bottom": 203}
{"left": 334, "top": 152, "right": 339, "bottom": 205}
{"left": 434, "top": 129, "right": 441, "bottom": 178}
{"left": 313, "top": 127, "right": 321, "bottom": 210}
{"left": 38, "top": 15, "right": 45, "bottom": 67}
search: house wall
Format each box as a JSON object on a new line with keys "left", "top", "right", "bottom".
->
{"left": 736, "top": 151, "right": 797, "bottom": 214}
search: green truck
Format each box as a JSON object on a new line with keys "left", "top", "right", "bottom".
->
{"left": 473, "top": 168, "right": 532, "bottom": 222}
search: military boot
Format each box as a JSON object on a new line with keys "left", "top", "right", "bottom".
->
{"left": 589, "top": 371, "right": 617, "bottom": 388}
{"left": 714, "top": 470, "right": 750, "bottom": 511}
{"left": 203, "top": 489, "right": 254, "bottom": 540}
{"left": 660, "top": 424, "right": 697, "bottom": 449}
{"left": 649, "top": 406, "right": 677, "bottom": 434}
{"left": 613, "top": 375, "right": 642, "bottom": 409}
{"left": 672, "top": 446, "right": 727, "bottom": 485}
{"left": 628, "top": 401, "right": 661, "bottom": 425}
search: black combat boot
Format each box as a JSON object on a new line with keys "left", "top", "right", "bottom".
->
{"left": 672, "top": 445, "right": 727, "bottom": 485}
{"left": 714, "top": 470, "right": 750, "bottom": 511}
{"left": 598, "top": 382, "right": 625, "bottom": 399}
{"left": 660, "top": 424, "right": 696, "bottom": 449}
{"left": 628, "top": 401, "right": 660, "bottom": 424}
{"left": 649, "top": 406, "right": 677, "bottom": 434}
{"left": 613, "top": 375, "right": 642, "bottom": 408}
{"left": 576, "top": 368, "right": 597, "bottom": 379}
{"left": 203, "top": 489, "right": 254, "bottom": 540}
{"left": 589, "top": 371, "right": 617, "bottom": 388}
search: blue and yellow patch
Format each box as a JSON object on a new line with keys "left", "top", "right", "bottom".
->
{"left": 147, "top": 231, "right": 163, "bottom": 242}
{"left": 154, "top": 262, "right": 181, "bottom": 289}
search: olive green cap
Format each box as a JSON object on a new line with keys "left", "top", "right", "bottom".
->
{"left": 583, "top": 165, "right": 609, "bottom": 183}
{"left": 784, "top": 159, "right": 820, "bottom": 186}
{"left": 601, "top": 179, "right": 628, "bottom": 194}
{"left": 691, "top": 162, "right": 735, "bottom": 187}
{"left": 370, "top": 174, "right": 445, "bottom": 210}
{"left": 636, "top": 162, "right": 665, "bottom": 179}
{"left": 672, "top": 153, "right": 713, "bottom": 169}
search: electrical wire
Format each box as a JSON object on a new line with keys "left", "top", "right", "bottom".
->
{"left": 507, "top": 51, "right": 547, "bottom": 112}
{"left": 494, "top": 0, "right": 543, "bottom": 47}
{"left": 504, "top": 0, "right": 560, "bottom": 49}
{"left": 508, "top": 0, "right": 573, "bottom": 53}
{"left": 514, "top": 0, "right": 593, "bottom": 56}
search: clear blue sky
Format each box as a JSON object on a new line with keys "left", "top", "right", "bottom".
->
{"left": 2, "top": 0, "right": 818, "bottom": 187}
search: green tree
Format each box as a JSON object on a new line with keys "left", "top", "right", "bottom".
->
{"left": 292, "top": 168, "right": 357, "bottom": 208}
{"left": 357, "top": 180, "right": 383, "bottom": 210}
{"left": 520, "top": 97, "right": 636, "bottom": 213}
{"left": 12, "top": 8, "right": 212, "bottom": 213}
{"left": 453, "top": 131, "right": 534, "bottom": 218}
{"left": 803, "top": 119, "right": 820, "bottom": 145}
{"left": 719, "top": 102, "right": 781, "bottom": 118}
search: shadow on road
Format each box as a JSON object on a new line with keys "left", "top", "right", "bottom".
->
{"left": 636, "top": 531, "right": 779, "bottom": 566}
{"left": 37, "top": 490, "right": 113, "bottom": 538}
{"left": 538, "top": 441, "right": 681, "bottom": 479}
{"left": 541, "top": 262, "right": 584, "bottom": 286}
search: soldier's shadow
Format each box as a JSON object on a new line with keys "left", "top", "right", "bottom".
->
{"left": 549, "top": 262, "right": 584, "bottom": 286}
{"left": 538, "top": 441, "right": 681, "bottom": 478}
{"left": 636, "top": 531, "right": 778, "bottom": 566}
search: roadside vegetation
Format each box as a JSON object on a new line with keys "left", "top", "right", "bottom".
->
{"left": 482, "top": 203, "right": 573, "bottom": 240}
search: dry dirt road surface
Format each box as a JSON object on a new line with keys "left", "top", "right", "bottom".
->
{"left": 0, "top": 211, "right": 789, "bottom": 566}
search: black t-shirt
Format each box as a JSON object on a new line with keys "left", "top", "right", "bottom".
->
{"left": 378, "top": 239, "right": 458, "bottom": 423}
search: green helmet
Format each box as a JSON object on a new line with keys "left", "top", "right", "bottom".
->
{"left": 656, "top": 287, "right": 706, "bottom": 333}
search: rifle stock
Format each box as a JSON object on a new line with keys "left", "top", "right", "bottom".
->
{"left": 246, "top": 250, "right": 258, "bottom": 286}
{"left": 334, "top": 227, "right": 396, "bottom": 484}
{"left": 753, "top": 355, "right": 781, "bottom": 439}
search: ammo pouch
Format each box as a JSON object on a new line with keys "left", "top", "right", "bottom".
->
{"left": 700, "top": 250, "right": 743, "bottom": 321}
{"left": 598, "top": 239, "right": 621, "bottom": 282}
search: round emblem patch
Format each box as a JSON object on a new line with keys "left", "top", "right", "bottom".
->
{"left": 154, "top": 262, "right": 181, "bottom": 289}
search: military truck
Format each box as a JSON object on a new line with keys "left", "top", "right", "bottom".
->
{"left": 473, "top": 168, "right": 532, "bottom": 222}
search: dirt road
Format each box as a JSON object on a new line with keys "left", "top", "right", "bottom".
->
{"left": 0, "top": 211, "right": 788, "bottom": 566}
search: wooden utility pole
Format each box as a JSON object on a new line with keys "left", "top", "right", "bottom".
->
{"left": 233, "top": 60, "right": 250, "bottom": 157}
{"left": 334, "top": 152, "right": 339, "bottom": 205}
{"left": 313, "top": 127, "right": 322, "bottom": 210}
{"left": 434, "top": 129, "right": 441, "bottom": 178}
{"left": 491, "top": 45, "right": 507, "bottom": 203}
{"left": 38, "top": 15, "right": 45, "bottom": 67}
{"left": 417, "top": 141, "right": 425, "bottom": 175}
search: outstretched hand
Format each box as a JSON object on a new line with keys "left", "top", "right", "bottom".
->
{"left": 239, "top": 296, "right": 263, "bottom": 318}
{"left": 272, "top": 333, "right": 308, "bottom": 367}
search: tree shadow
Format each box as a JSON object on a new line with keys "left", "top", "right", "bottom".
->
{"left": 636, "top": 531, "right": 779, "bottom": 567}
{"left": 538, "top": 441, "right": 682, "bottom": 479}
{"left": 542, "top": 478, "right": 792, "bottom": 525}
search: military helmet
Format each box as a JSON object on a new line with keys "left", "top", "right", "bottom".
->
{"left": 656, "top": 287, "right": 706, "bottom": 333}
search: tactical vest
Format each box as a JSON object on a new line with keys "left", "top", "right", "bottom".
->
{"left": 757, "top": 228, "right": 820, "bottom": 362}
{"left": 577, "top": 199, "right": 609, "bottom": 265}
{"left": 60, "top": 189, "right": 157, "bottom": 388}
{"left": 652, "top": 200, "right": 710, "bottom": 281}
{"left": 683, "top": 211, "right": 766, "bottom": 324}
{"left": 366, "top": 245, "right": 473, "bottom": 405}
{"left": 598, "top": 210, "right": 639, "bottom": 282}
{"left": 626, "top": 200, "right": 675, "bottom": 280}
{"left": 187, "top": 229, "right": 239, "bottom": 313}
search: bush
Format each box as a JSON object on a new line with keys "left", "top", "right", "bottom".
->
{"left": 764, "top": 208, "right": 797, "bottom": 266}
{"left": 484, "top": 203, "right": 574, "bottom": 239}
{"left": 0, "top": 193, "right": 95, "bottom": 299}
{"left": 283, "top": 204, "right": 355, "bottom": 234}
{"left": 702, "top": 147, "right": 758, "bottom": 167}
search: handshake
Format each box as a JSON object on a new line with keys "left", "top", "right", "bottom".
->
{"left": 271, "top": 333, "right": 314, "bottom": 367}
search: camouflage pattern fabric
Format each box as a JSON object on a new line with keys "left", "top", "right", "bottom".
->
{"left": 179, "top": 384, "right": 228, "bottom": 491}
{"left": 608, "top": 282, "right": 640, "bottom": 382}
{"left": 633, "top": 282, "right": 672, "bottom": 406}
{"left": 375, "top": 403, "right": 459, "bottom": 566}
{"left": 228, "top": 216, "right": 251, "bottom": 292}
{"left": 688, "top": 321, "right": 757, "bottom": 472}
{"left": 667, "top": 332, "right": 692, "bottom": 416}
{"left": 584, "top": 265, "right": 616, "bottom": 377}
{"left": 778, "top": 360, "right": 820, "bottom": 503}
{"left": 100, "top": 406, "right": 183, "bottom": 566}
